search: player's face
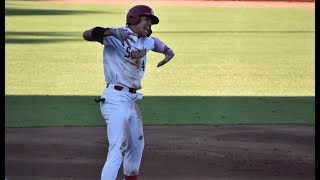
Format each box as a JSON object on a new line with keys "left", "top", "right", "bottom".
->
{"left": 135, "top": 16, "right": 152, "bottom": 38}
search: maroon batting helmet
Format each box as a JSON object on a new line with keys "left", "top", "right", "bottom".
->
{"left": 126, "top": 5, "right": 159, "bottom": 25}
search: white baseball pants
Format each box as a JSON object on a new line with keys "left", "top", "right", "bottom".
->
{"left": 99, "top": 87, "right": 144, "bottom": 180}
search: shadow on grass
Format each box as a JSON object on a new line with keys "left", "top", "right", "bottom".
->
{"left": 5, "top": 31, "right": 82, "bottom": 44}
{"left": 5, "top": 30, "right": 315, "bottom": 44}
{"left": 155, "top": 30, "right": 315, "bottom": 34}
{"left": 5, "top": 38, "right": 82, "bottom": 44}
{"left": 6, "top": 32, "right": 80, "bottom": 36}
{"left": 5, "top": 95, "right": 315, "bottom": 128}
{"left": 5, "top": 7, "right": 111, "bottom": 16}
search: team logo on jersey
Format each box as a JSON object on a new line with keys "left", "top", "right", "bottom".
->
{"left": 125, "top": 47, "right": 147, "bottom": 59}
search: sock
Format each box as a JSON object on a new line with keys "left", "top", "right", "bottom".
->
{"left": 124, "top": 175, "right": 138, "bottom": 180}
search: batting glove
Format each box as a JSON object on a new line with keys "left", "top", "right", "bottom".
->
{"left": 157, "top": 47, "right": 175, "bottom": 67}
{"left": 110, "top": 28, "right": 137, "bottom": 47}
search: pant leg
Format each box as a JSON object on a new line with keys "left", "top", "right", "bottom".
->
{"left": 123, "top": 102, "right": 145, "bottom": 176}
{"left": 100, "top": 89, "right": 131, "bottom": 180}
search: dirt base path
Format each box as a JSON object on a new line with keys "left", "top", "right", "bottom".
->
{"left": 5, "top": 125, "right": 315, "bottom": 180}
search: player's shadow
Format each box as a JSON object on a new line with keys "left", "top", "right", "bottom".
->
{"left": 5, "top": 95, "right": 315, "bottom": 128}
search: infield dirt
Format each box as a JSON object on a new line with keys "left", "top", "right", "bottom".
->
{"left": 5, "top": 125, "right": 315, "bottom": 180}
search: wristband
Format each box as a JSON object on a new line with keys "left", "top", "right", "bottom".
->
{"left": 91, "top": 27, "right": 109, "bottom": 43}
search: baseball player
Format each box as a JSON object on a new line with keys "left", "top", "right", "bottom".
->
{"left": 82, "top": 5, "right": 174, "bottom": 180}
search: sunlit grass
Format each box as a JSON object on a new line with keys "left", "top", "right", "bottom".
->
{"left": 5, "top": 1, "right": 315, "bottom": 96}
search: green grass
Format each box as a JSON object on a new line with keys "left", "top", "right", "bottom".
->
{"left": 5, "top": 1, "right": 315, "bottom": 127}
{"left": 5, "top": 95, "right": 314, "bottom": 127}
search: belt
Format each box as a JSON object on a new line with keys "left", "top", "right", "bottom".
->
{"left": 107, "top": 84, "right": 137, "bottom": 93}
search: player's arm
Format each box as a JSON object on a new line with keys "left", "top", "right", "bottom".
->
{"left": 82, "top": 27, "right": 112, "bottom": 44}
{"left": 83, "top": 27, "right": 137, "bottom": 46}
{"left": 152, "top": 37, "right": 175, "bottom": 67}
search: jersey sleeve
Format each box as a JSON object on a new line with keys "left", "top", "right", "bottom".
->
{"left": 152, "top": 37, "right": 166, "bottom": 53}
{"left": 103, "top": 36, "right": 120, "bottom": 46}
{"left": 145, "top": 37, "right": 155, "bottom": 52}
{"left": 103, "top": 27, "right": 121, "bottom": 47}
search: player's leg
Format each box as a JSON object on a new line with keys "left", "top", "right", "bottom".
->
{"left": 100, "top": 91, "right": 131, "bottom": 180}
{"left": 123, "top": 102, "right": 145, "bottom": 180}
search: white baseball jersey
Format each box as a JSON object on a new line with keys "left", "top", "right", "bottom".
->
{"left": 102, "top": 26, "right": 155, "bottom": 90}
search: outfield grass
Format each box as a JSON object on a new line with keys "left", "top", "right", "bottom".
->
{"left": 5, "top": 1, "right": 315, "bottom": 127}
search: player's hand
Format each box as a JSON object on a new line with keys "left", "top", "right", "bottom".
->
{"left": 110, "top": 28, "right": 138, "bottom": 47}
{"left": 157, "top": 47, "right": 174, "bottom": 67}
